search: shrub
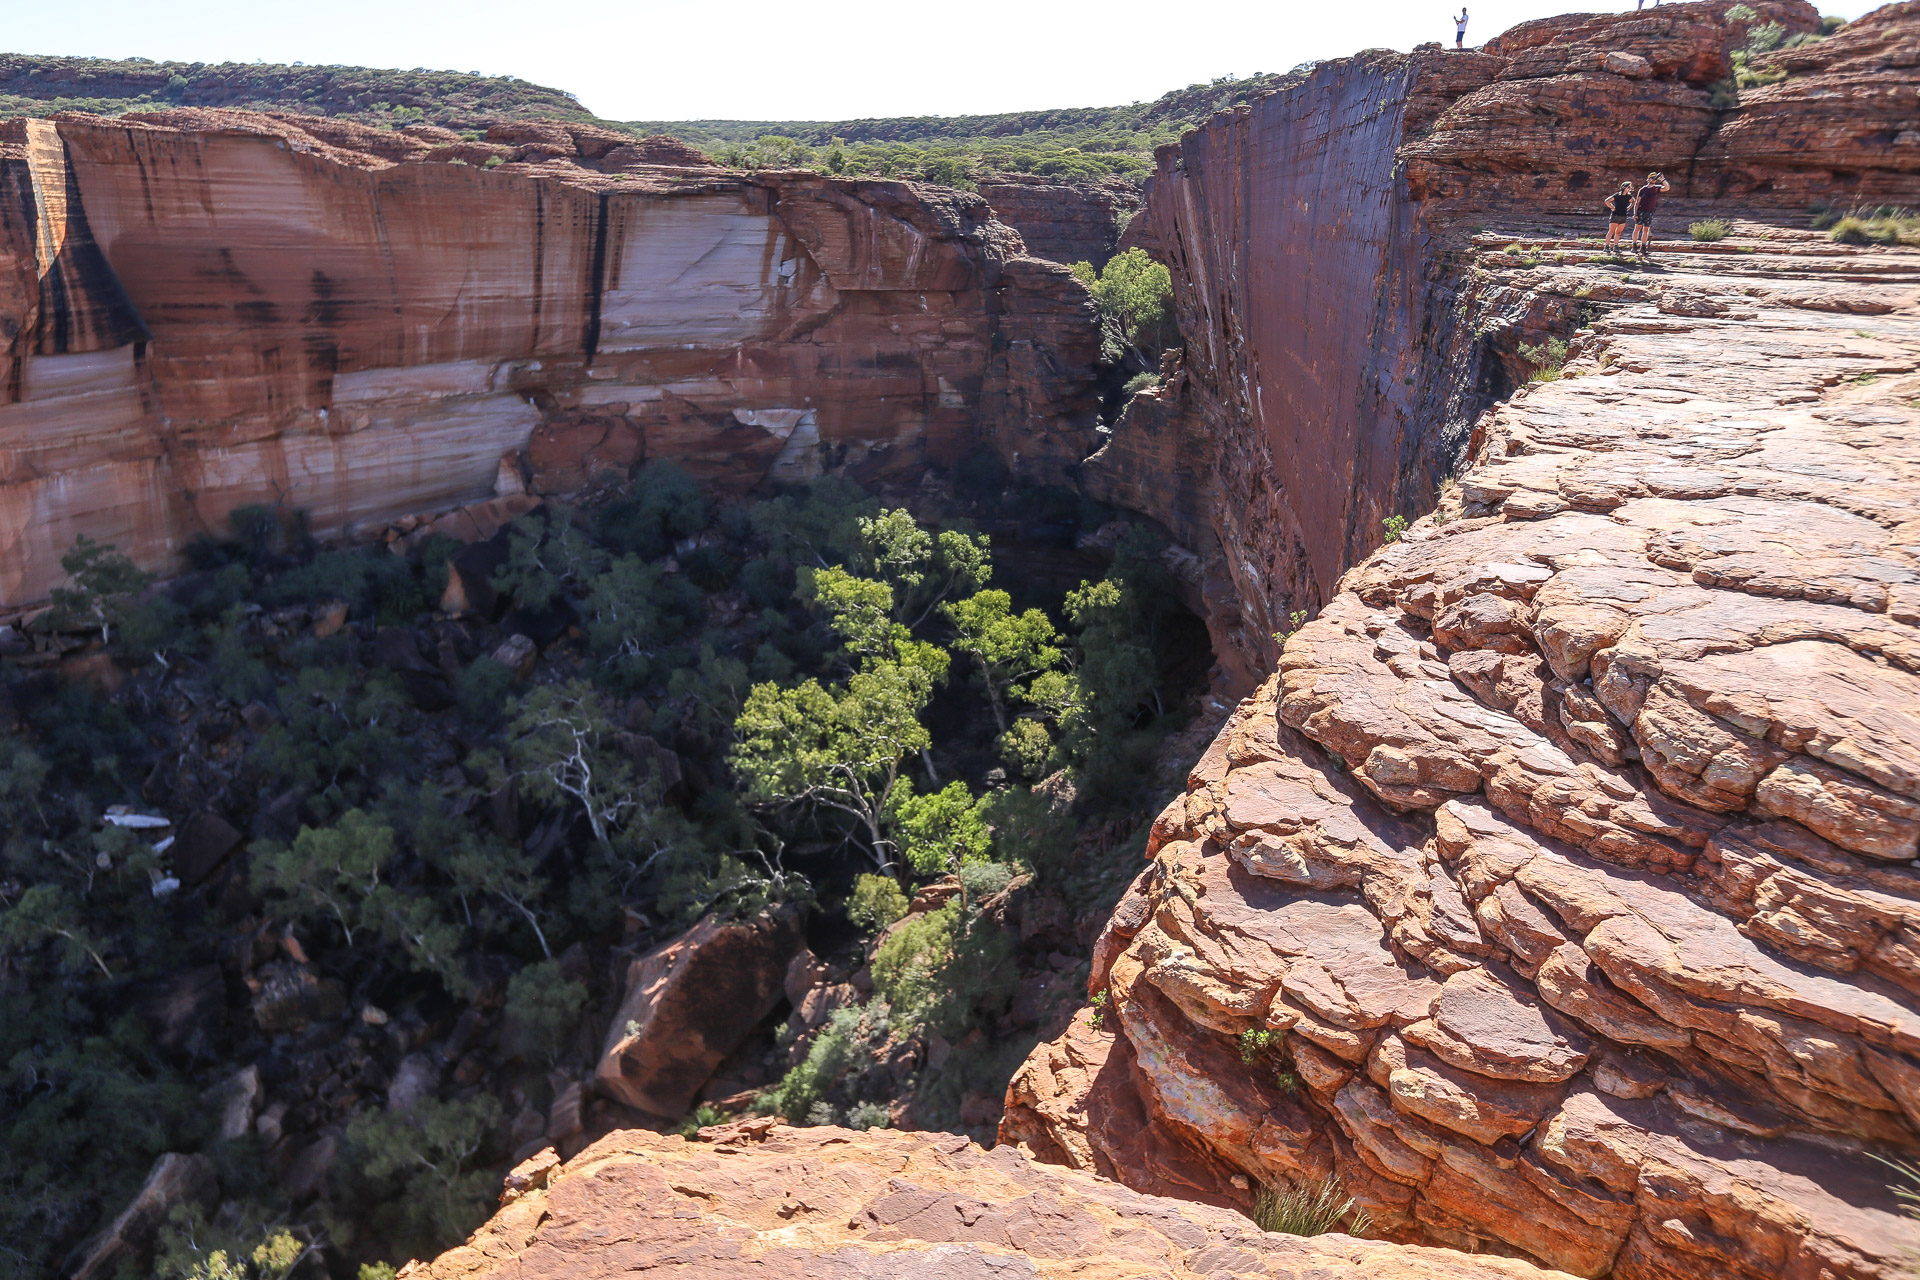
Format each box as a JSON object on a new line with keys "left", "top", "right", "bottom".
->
{"left": 759, "top": 1006, "right": 872, "bottom": 1121}
{"left": 1689, "top": 219, "right": 1730, "bottom": 242}
{"left": 846, "top": 1100, "right": 891, "bottom": 1131}
{"left": 501, "top": 960, "right": 587, "bottom": 1063}
{"left": 1380, "top": 514, "right": 1409, "bottom": 545}
{"left": 997, "top": 718, "right": 1054, "bottom": 779}
{"left": 672, "top": 1103, "right": 724, "bottom": 1137}
{"left": 1828, "top": 209, "right": 1917, "bottom": 247}
{"left": 1517, "top": 336, "right": 1569, "bottom": 383}
{"left": 956, "top": 859, "right": 1017, "bottom": 902}
{"left": 1251, "top": 1179, "right": 1371, "bottom": 1237}
{"left": 846, "top": 873, "right": 908, "bottom": 933}
{"left": 1121, "top": 371, "right": 1161, "bottom": 398}
{"left": 1237, "top": 1027, "right": 1279, "bottom": 1065}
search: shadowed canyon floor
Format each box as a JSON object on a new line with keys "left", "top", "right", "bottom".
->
{"left": 1005, "top": 219, "right": 1920, "bottom": 1278}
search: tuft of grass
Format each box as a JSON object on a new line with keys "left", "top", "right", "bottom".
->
{"left": 1252, "top": 1179, "right": 1372, "bottom": 1237}
{"left": 1827, "top": 206, "right": 1919, "bottom": 247}
{"left": 673, "top": 1103, "right": 725, "bottom": 1137}
{"left": 1690, "top": 219, "right": 1730, "bottom": 242}
{"left": 1854, "top": 372, "right": 1881, "bottom": 386}
{"left": 1518, "top": 336, "right": 1570, "bottom": 383}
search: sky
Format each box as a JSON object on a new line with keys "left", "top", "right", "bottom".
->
{"left": 2, "top": 0, "right": 1881, "bottom": 123}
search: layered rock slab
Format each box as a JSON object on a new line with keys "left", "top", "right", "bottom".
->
{"left": 410, "top": 1123, "right": 1572, "bottom": 1280}
{"left": 1011, "top": 16, "right": 1920, "bottom": 1273}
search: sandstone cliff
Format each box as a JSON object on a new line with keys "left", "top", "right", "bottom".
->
{"left": 0, "top": 109, "right": 1100, "bottom": 607}
{"left": 1085, "top": 0, "right": 1918, "bottom": 698}
{"left": 1011, "top": 5, "right": 1920, "bottom": 1278}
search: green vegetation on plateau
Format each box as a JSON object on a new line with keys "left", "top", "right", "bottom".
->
{"left": 0, "top": 51, "right": 1300, "bottom": 184}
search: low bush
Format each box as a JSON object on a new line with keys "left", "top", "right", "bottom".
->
{"left": 1689, "top": 219, "right": 1730, "bottom": 242}
{"left": 1828, "top": 207, "right": 1919, "bottom": 247}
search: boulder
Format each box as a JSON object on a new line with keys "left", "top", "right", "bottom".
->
{"left": 170, "top": 811, "right": 245, "bottom": 886}
{"left": 594, "top": 909, "right": 803, "bottom": 1118}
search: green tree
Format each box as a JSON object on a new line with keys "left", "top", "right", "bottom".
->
{"left": 853, "top": 510, "right": 989, "bottom": 628}
{"left": 1069, "top": 248, "right": 1177, "bottom": 366}
{"left": 944, "top": 589, "right": 1062, "bottom": 733}
{"left": 731, "top": 658, "right": 937, "bottom": 872}
{"left": 443, "top": 831, "right": 554, "bottom": 959}
{"left": 888, "top": 780, "right": 990, "bottom": 876}
{"left": 253, "top": 666, "right": 412, "bottom": 808}
{"left": 48, "top": 535, "right": 152, "bottom": 643}
{"left": 341, "top": 1094, "right": 501, "bottom": 1258}
{"left": 0, "top": 883, "right": 111, "bottom": 977}
{"left": 491, "top": 506, "right": 606, "bottom": 611}
{"left": 501, "top": 959, "right": 586, "bottom": 1062}
{"left": 592, "top": 463, "right": 708, "bottom": 559}
{"left": 251, "top": 809, "right": 395, "bottom": 945}
{"left": 502, "top": 681, "right": 642, "bottom": 857}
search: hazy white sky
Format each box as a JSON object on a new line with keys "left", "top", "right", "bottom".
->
{"left": 3, "top": 0, "right": 1879, "bottom": 122}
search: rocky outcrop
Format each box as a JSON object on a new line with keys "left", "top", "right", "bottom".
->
{"left": 1009, "top": 209, "right": 1920, "bottom": 1278}
{"left": 1013, "top": 5, "right": 1920, "bottom": 1278}
{"left": 412, "top": 1122, "right": 1572, "bottom": 1280}
{"left": 594, "top": 910, "right": 803, "bottom": 1118}
{"left": 1091, "top": 0, "right": 1920, "bottom": 697}
{"left": 0, "top": 108, "right": 1100, "bottom": 607}
{"left": 1098, "top": 49, "right": 1490, "bottom": 697}
{"left": 979, "top": 176, "right": 1141, "bottom": 268}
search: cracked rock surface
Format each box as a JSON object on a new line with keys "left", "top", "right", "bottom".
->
{"left": 410, "top": 1123, "right": 1572, "bottom": 1280}
{"left": 1006, "top": 211, "right": 1920, "bottom": 1279}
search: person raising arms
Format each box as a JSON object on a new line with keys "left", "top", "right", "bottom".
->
{"left": 1633, "top": 171, "right": 1672, "bottom": 256}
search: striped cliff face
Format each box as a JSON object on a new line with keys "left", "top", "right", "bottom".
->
{"left": 0, "top": 111, "right": 1101, "bottom": 609}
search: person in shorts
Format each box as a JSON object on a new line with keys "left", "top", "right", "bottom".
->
{"left": 1633, "top": 171, "right": 1671, "bottom": 255}
{"left": 1604, "top": 181, "right": 1634, "bottom": 246}
{"left": 1455, "top": 8, "right": 1469, "bottom": 47}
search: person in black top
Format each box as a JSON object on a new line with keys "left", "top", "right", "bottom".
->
{"left": 1603, "top": 181, "right": 1634, "bottom": 246}
{"left": 1633, "top": 171, "right": 1671, "bottom": 255}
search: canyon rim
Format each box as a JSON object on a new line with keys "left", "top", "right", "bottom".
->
{"left": 2, "top": 3, "right": 1919, "bottom": 1280}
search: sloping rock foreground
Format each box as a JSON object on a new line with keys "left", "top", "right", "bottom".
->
{"left": 1014, "top": 5, "right": 1920, "bottom": 1278}
{"left": 0, "top": 108, "right": 1100, "bottom": 606}
{"left": 410, "top": 1122, "right": 1571, "bottom": 1279}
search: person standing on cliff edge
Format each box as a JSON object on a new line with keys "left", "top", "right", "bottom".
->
{"left": 1633, "top": 171, "right": 1671, "bottom": 256}
{"left": 1604, "top": 181, "right": 1635, "bottom": 247}
{"left": 1455, "top": 8, "right": 1469, "bottom": 47}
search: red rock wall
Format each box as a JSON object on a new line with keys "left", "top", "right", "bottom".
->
{"left": 1091, "top": 50, "right": 1492, "bottom": 697}
{"left": 979, "top": 176, "right": 1141, "bottom": 269}
{"left": 0, "top": 110, "right": 1100, "bottom": 607}
{"left": 1013, "top": 5, "right": 1920, "bottom": 1278}
{"left": 1091, "top": 0, "right": 1920, "bottom": 700}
